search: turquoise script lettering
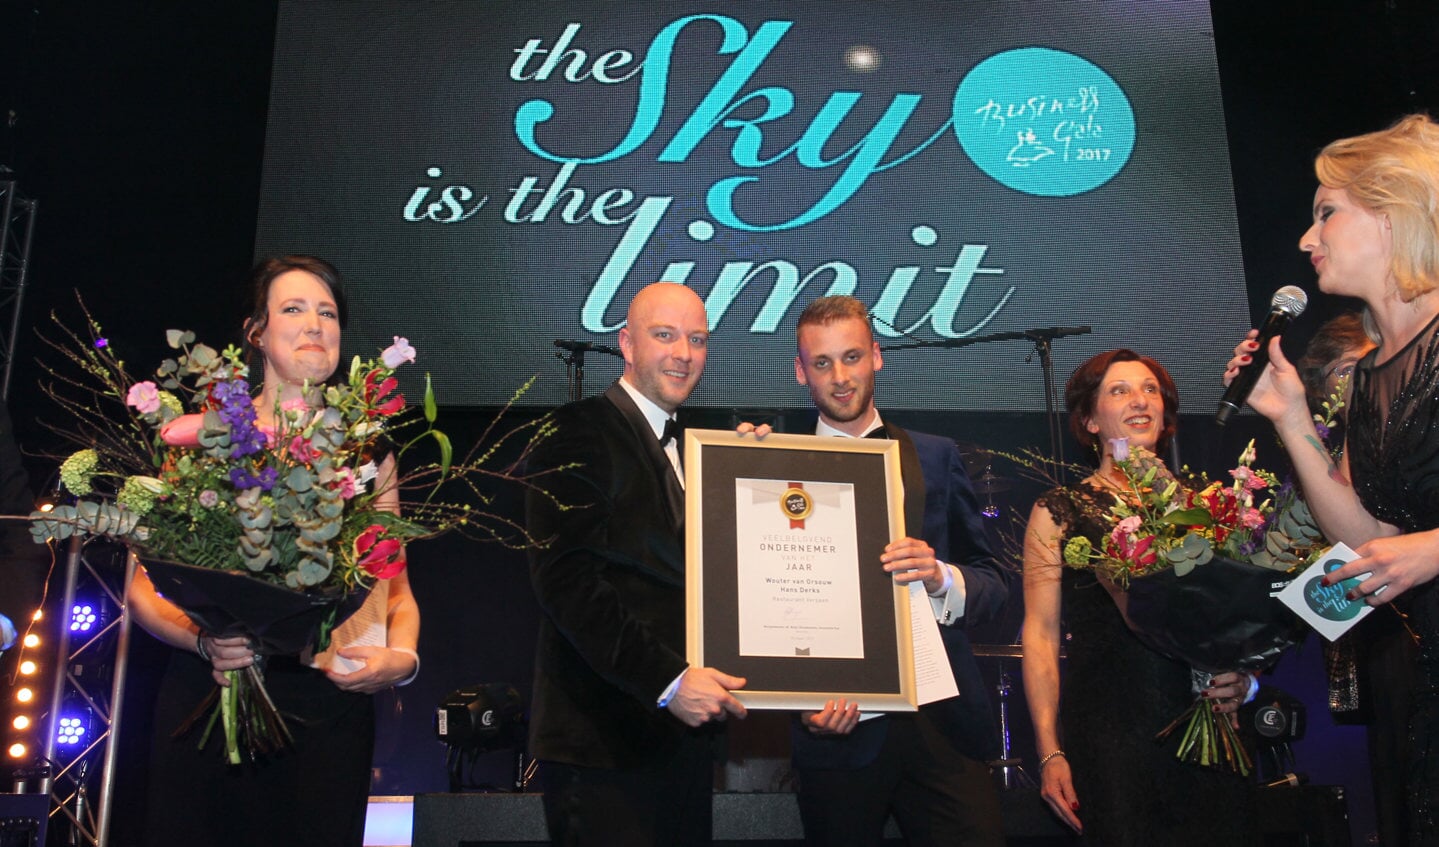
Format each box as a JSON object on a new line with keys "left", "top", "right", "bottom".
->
{"left": 513, "top": 15, "right": 952, "bottom": 232}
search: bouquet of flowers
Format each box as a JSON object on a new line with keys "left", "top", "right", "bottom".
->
{"left": 1057, "top": 437, "right": 1324, "bottom": 774}
{"left": 28, "top": 305, "right": 556, "bottom": 764}
{"left": 1061, "top": 437, "right": 1325, "bottom": 586}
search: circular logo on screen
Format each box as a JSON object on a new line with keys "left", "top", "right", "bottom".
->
{"left": 781, "top": 487, "right": 813, "bottom": 522}
{"left": 953, "top": 47, "right": 1135, "bottom": 197}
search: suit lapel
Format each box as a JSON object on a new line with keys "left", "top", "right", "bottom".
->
{"left": 602, "top": 382, "right": 685, "bottom": 531}
{"left": 884, "top": 422, "right": 927, "bottom": 540}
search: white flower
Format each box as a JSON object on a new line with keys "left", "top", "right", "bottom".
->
{"left": 355, "top": 461, "right": 379, "bottom": 494}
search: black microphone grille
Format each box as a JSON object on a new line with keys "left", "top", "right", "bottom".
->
{"left": 1270, "top": 286, "right": 1308, "bottom": 317}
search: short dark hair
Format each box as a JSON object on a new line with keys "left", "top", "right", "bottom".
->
{"left": 240, "top": 255, "right": 348, "bottom": 363}
{"left": 1065, "top": 349, "right": 1180, "bottom": 454}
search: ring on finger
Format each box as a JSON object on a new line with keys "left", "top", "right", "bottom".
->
{"left": 1374, "top": 584, "right": 1390, "bottom": 597}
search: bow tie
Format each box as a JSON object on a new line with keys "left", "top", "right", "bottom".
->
{"left": 661, "top": 418, "right": 683, "bottom": 446}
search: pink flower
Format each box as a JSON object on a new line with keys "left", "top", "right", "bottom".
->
{"left": 288, "top": 435, "right": 318, "bottom": 464}
{"left": 354, "top": 524, "right": 405, "bottom": 579}
{"left": 198, "top": 489, "right": 219, "bottom": 508}
{"left": 1229, "top": 466, "right": 1266, "bottom": 491}
{"left": 334, "top": 467, "right": 357, "bottom": 500}
{"left": 1240, "top": 507, "right": 1265, "bottom": 529}
{"left": 381, "top": 336, "right": 416, "bottom": 369}
{"left": 127, "top": 381, "right": 161, "bottom": 415}
{"left": 1111, "top": 515, "right": 1142, "bottom": 543}
{"left": 160, "top": 413, "right": 204, "bottom": 447}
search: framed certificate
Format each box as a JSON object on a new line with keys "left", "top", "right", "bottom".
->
{"left": 683, "top": 429, "right": 916, "bottom": 711}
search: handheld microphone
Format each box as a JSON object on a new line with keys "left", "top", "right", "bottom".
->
{"left": 554, "top": 339, "right": 622, "bottom": 357}
{"left": 1216, "top": 286, "right": 1309, "bottom": 426}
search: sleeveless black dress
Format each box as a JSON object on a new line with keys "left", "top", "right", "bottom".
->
{"left": 1039, "top": 485, "right": 1259, "bottom": 846}
{"left": 1347, "top": 312, "right": 1439, "bottom": 845}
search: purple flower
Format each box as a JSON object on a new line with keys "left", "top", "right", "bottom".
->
{"left": 228, "top": 465, "right": 278, "bottom": 491}
{"left": 1108, "top": 437, "right": 1130, "bottom": 462}
{"left": 381, "top": 336, "right": 416, "bottom": 369}
{"left": 211, "top": 379, "right": 265, "bottom": 457}
{"left": 198, "top": 489, "right": 219, "bottom": 508}
{"left": 94, "top": 337, "right": 108, "bottom": 349}
{"left": 1315, "top": 422, "right": 1332, "bottom": 442}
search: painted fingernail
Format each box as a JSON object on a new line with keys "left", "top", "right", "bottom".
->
{"left": 1070, "top": 802, "right": 1080, "bottom": 811}
{"left": 1347, "top": 590, "right": 1358, "bottom": 601}
{"left": 1211, "top": 704, "right": 1220, "bottom": 713}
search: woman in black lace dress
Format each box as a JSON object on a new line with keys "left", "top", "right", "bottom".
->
{"left": 1022, "top": 349, "right": 1260, "bottom": 845}
{"left": 1226, "top": 114, "right": 1439, "bottom": 845}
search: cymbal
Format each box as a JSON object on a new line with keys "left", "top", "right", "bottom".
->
{"left": 971, "top": 643, "right": 1023, "bottom": 658}
{"left": 972, "top": 471, "right": 1014, "bottom": 495}
{"left": 971, "top": 643, "right": 1066, "bottom": 659}
{"left": 956, "top": 441, "right": 998, "bottom": 477}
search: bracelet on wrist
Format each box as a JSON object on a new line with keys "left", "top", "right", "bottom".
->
{"left": 195, "top": 632, "right": 212, "bottom": 663}
{"left": 1039, "top": 749, "right": 1067, "bottom": 769}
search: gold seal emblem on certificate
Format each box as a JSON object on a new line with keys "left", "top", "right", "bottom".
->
{"left": 781, "top": 482, "right": 813, "bottom": 528}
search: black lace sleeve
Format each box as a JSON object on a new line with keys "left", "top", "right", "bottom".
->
{"left": 1036, "top": 484, "right": 1115, "bottom": 547}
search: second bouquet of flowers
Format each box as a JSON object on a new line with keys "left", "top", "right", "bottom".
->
{"left": 1058, "top": 437, "right": 1323, "bottom": 774}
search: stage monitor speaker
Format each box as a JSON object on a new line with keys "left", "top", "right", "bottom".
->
{"left": 0, "top": 794, "right": 47, "bottom": 847}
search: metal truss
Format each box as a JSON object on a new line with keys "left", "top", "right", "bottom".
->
{"left": 32, "top": 536, "right": 135, "bottom": 847}
{"left": 0, "top": 175, "right": 37, "bottom": 403}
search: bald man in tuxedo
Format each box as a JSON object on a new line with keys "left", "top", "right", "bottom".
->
{"left": 526, "top": 282, "right": 746, "bottom": 846}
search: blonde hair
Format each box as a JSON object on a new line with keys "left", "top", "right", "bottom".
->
{"left": 1315, "top": 114, "right": 1439, "bottom": 302}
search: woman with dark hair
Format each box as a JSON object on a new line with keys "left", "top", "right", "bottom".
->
{"left": 1226, "top": 114, "right": 1439, "bottom": 844}
{"left": 1296, "top": 311, "right": 1375, "bottom": 417}
{"left": 1021, "top": 349, "right": 1260, "bottom": 845}
{"left": 126, "top": 255, "right": 419, "bottom": 847}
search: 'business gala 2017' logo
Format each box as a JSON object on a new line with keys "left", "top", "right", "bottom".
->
{"left": 954, "top": 47, "right": 1135, "bottom": 197}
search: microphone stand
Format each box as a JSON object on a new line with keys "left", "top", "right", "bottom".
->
{"left": 880, "top": 326, "right": 1089, "bottom": 468}
{"left": 554, "top": 347, "right": 588, "bottom": 403}
{"left": 554, "top": 341, "right": 624, "bottom": 402}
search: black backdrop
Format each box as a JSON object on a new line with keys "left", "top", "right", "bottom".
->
{"left": 3, "top": 2, "right": 1438, "bottom": 845}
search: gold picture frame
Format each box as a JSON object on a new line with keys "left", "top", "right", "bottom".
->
{"left": 683, "top": 429, "right": 916, "bottom": 711}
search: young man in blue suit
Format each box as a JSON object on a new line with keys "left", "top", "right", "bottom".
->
{"left": 786, "top": 295, "right": 1008, "bottom": 847}
{"left": 525, "top": 282, "right": 748, "bottom": 846}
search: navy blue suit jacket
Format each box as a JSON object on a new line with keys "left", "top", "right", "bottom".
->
{"left": 790, "top": 422, "right": 1008, "bottom": 768}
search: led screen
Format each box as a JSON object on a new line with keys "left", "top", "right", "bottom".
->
{"left": 256, "top": 1, "right": 1247, "bottom": 410}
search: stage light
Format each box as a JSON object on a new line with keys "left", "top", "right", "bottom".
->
{"left": 31, "top": 609, "right": 42, "bottom": 622}
{"left": 12, "top": 715, "right": 30, "bottom": 730}
{"left": 56, "top": 713, "right": 90, "bottom": 747}
{"left": 23, "top": 633, "right": 39, "bottom": 648}
{"left": 435, "top": 683, "right": 525, "bottom": 753}
{"left": 34, "top": 476, "right": 64, "bottom": 513}
{"left": 16, "top": 688, "right": 33, "bottom": 704}
{"left": 19, "top": 660, "right": 36, "bottom": 676}
{"left": 8, "top": 743, "right": 26, "bottom": 759}
{"left": 69, "top": 602, "right": 100, "bottom": 633}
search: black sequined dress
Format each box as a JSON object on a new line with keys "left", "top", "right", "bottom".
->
{"left": 1347, "top": 312, "right": 1439, "bottom": 845}
{"left": 1038, "top": 485, "right": 1259, "bottom": 846}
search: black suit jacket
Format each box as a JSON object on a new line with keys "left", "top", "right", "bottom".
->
{"left": 525, "top": 382, "right": 694, "bottom": 769}
{"left": 791, "top": 422, "right": 1009, "bottom": 767}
